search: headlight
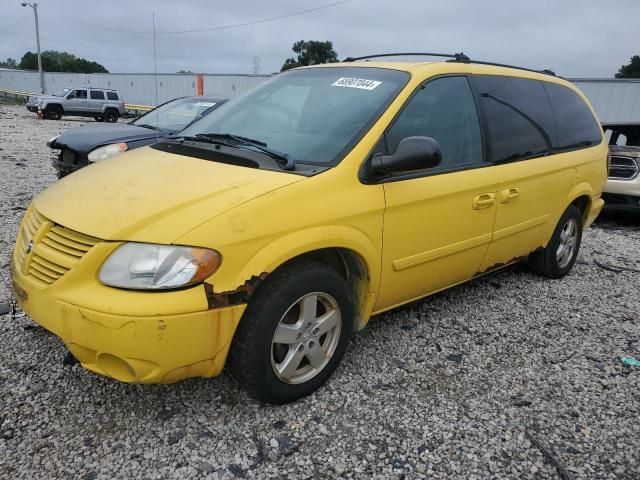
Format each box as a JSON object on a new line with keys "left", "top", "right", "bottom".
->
{"left": 88, "top": 143, "right": 128, "bottom": 163}
{"left": 46, "top": 135, "right": 59, "bottom": 147}
{"left": 99, "top": 243, "right": 221, "bottom": 290}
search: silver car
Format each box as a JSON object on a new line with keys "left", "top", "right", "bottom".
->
{"left": 27, "top": 87, "right": 125, "bottom": 122}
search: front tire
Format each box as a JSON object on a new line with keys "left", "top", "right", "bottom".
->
{"left": 228, "top": 261, "right": 354, "bottom": 404}
{"left": 104, "top": 109, "right": 119, "bottom": 123}
{"left": 528, "top": 205, "right": 583, "bottom": 278}
{"left": 44, "top": 105, "right": 63, "bottom": 120}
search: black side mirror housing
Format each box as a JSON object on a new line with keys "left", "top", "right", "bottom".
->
{"left": 372, "top": 136, "right": 442, "bottom": 174}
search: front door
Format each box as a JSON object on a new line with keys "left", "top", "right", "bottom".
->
{"left": 376, "top": 76, "right": 498, "bottom": 311}
{"left": 65, "top": 89, "right": 88, "bottom": 113}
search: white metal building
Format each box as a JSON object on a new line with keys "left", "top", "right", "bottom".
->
{"left": 2, "top": 68, "right": 640, "bottom": 123}
{"left": 0, "top": 68, "right": 271, "bottom": 105}
{"left": 572, "top": 79, "right": 640, "bottom": 124}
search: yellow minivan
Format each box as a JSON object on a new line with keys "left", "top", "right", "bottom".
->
{"left": 12, "top": 54, "right": 607, "bottom": 403}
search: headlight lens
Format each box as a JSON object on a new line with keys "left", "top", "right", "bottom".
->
{"left": 46, "top": 135, "right": 59, "bottom": 147}
{"left": 99, "top": 243, "right": 221, "bottom": 290}
{"left": 88, "top": 143, "right": 128, "bottom": 163}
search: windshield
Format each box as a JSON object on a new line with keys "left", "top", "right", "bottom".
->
{"left": 179, "top": 67, "right": 409, "bottom": 165}
{"left": 133, "top": 97, "right": 220, "bottom": 132}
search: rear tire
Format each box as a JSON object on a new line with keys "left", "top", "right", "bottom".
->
{"left": 95, "top": 116, "right": 104, "bottom": 122}
{"left": 45, "top": 105, "right": 63, "bottom": 120}
{"left": 104, "top": 109, "right": 118, "bottom": 123}
{"left": 528, "top": 205, "right": 583, "bottom": 279}
{"left": 228, "top": 260, "right": 354, "bottom": 404}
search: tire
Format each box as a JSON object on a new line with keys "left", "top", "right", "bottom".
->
{"left": 228, "top": 260, "right": 354, "bottom": 404}
{"left": 44, "top": 105, "right": 62, "bottom": 120}
{"left": 528, "top": 205, "right": 583, "bottom": 279}
{"left": 95, "top": 116, "right": 104, "bottom": 122}
{"left": 104, "top": 109, "right": 118, "bottom": 123}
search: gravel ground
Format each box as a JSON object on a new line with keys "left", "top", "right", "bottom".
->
{"left": 0, "top": 102, "right": 639, "bottom": 479}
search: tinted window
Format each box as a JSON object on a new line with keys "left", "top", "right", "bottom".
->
{"left": 386, "top": 76, "right": 483, "bottom": 171}
{"left": 90, "top": 90, "right": 104, "bottom": 100}
{"left": 472, "top": 76, "right": 556, "bottom": 163}
{"left": 545, "top": 83, "right": 602, "bottom": 149}
{"left": 106, "top": 92, "right": 119, "bottom": 100}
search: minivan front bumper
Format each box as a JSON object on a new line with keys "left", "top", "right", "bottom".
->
{"left": 11, "top": 259, "right": 245, "bottom": 384}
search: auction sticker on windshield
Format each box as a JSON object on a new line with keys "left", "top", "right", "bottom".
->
{"left": 331, "top": 78, "right": 382, "bottom": 90}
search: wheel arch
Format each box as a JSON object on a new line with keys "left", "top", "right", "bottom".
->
{"left": 564, "top": 181, "right": 596, "bottom": 225}
{"left": 206, "top": 227, "right": 381, "bottom": 331}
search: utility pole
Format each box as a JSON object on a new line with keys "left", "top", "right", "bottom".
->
{"left": 21, "top": 2, "right": 44, "bottom": 94}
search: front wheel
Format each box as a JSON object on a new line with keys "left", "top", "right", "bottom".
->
{"left": 104, "top": 109, "right": 119, "bottom": 123}
{"left": 44, "top": 105, "right": 62, "bottom": 120}
{"left": 528, "top": 204, "right": 583, "bottom": 278}
{"left": 228, "top": 261, "right": 354, "bottom": 404}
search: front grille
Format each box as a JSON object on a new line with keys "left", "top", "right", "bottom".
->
{"left": 14, "top": 208, "right": 100, "bottom": 287}
{"left": 609, "top": 156, "right": 639, "bottom": 180}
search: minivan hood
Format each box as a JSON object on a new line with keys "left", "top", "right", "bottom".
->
{"left": 34, "top": 146, "right": 303, "bottom": 243}
{"left": 53, "top": 123, "right": 165, "bottom": 154}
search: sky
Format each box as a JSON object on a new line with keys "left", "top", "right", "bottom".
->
{"left": 0, "top": 0, "right": 637, "bottom": 77}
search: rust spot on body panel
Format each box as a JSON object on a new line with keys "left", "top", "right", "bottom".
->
{"left": 205, "top": 273, "right": 268, "bottom": 308}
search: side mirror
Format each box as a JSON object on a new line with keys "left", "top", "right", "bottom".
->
{"left": 373, "top": 136, "right": 442, "bottom": 173}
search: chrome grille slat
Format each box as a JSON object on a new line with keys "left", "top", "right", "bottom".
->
{"left": 15, "top": 208, "right": 101, "bottom": 286}
{"left": 609, "top": 156, "right": 639, "bottom": 180}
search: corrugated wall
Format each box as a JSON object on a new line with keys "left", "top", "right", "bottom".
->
{"left": 3, "top": 69, "right": 640, "bottom": 123}
{"left": 573, "top": 79, "right": 640, "bottom": 124}
{"left": 0, "top": 68, "right": 271, "bottom": 105}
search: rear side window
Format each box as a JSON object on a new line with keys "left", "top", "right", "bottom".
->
{"left": 386, "top": 76, "right": 483, "bottom": 171}
{"left": 90, "top": 90, "right": 105, "bottom": 100}
{"left": 106, "top": 92, "right": 119, "bottom": 100}
{"left": 543, "top": 83, "right": 602, "bottom": 149}
{"left": 471, "top": 76, "right": 556, "bottom": 163}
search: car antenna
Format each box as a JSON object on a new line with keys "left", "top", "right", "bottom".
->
{"left": 152, "top": 11, "right": 159, "bottom": 141}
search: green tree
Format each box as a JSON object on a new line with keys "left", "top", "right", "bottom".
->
{"left": 281, "top": 40, "right": 338, "bottom": 72}
{"left": 18, "top": 50, "right": 108, "bottom": 73}
{"left": 0, "top": 58, "right": 17, "bottom": 68}
{"left": 615, "top": 55, "right": 640, "bottom": 78}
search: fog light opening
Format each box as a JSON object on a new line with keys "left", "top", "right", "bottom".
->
{"left": 97, "top": 353, "right": 136, "bottom": 382}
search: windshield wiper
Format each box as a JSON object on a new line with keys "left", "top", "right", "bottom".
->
{"left": 166, "top": 134, "right": 235, "bottom": 148}
{"left": 137, "top": 123, "right": 161, "bottom": 131}
{"left": 197, "top": 133, "right": 296, "bottom": 171}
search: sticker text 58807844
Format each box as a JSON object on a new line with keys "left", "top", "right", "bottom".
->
{"left": 331, "top": 77, "right": 382, "bottom": 90}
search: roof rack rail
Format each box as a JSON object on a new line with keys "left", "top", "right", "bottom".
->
{"left": 343, "top": 52, "right": 471, "bottom": 63}
{"left": 342, "top": 52, "right": 556, "bottom": 77}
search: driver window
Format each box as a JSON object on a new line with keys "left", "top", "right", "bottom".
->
{"left": 386, "top": 76, "right": 483, "bottom": 171}
{"left": 68, "top": 89, "right": 87, "bottom": 100}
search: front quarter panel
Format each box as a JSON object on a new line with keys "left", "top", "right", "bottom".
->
{"left": 175, "top": 167, "right": 385, "bottom": 315}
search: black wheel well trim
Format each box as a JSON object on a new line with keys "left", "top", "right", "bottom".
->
{"left": 570, "top": 194, "right": 591, "bottom": 224}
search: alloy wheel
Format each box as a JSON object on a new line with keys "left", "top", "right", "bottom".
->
{"left": 270, "top": 292, "right": 341, "bottom": 384}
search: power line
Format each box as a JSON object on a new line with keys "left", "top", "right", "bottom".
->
{"left": 42, "top": 0, "right": 353, "bottom": 35}
{"left": 0, "top": 12, "right": 30, "bottom": 38}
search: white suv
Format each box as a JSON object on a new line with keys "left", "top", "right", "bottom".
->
{"left": 27, "top": 87, "right": 125, "bottom": 122}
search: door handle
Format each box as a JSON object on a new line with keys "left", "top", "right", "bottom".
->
{"left": 500, "top": 187, "right": 520, "bottom": 204}
{"left": 472, "top": 193, "right": 495, "bottom": 210}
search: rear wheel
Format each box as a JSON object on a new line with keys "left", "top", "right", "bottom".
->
{"left": 94, "top": 116, "right": 104, "bottom": 122}
{"left": 104, "top": 109, "right": 118, "bottom": 123}
{"left": 528, "top": 205, "right": 583, "bottom": 278}
{"left": 228, "top": 261, "right": 353, "bottom": 404}
{"left": 44, "top": 104, "right": 63, "bottom": 120}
